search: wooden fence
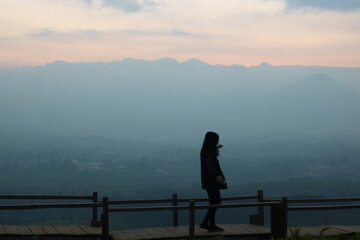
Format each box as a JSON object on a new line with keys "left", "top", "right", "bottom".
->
{"left": 107, "top": 190, "right": 265, "bottom": 226}
{"left": 269, "top": 196, "right": 360, "bottom": 239}
{"left": 0, "top": 192, "right": 101, "bottom": 226}
{"left": 2, "top": 192, "right": 360, "bottom": 240}
{"left": 101, "top": 190, "right": 277, "bottom": 240}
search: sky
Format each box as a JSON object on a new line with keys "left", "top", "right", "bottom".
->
{"left": 0, "top": 0, "right": 359, "bottom": 68}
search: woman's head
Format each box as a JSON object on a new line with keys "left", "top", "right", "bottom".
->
{"left": 201, "top": 131, "right": 220, "bottom": 156}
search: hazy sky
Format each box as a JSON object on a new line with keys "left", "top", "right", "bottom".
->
{"left": 0, "top": 0, "right": 359, "bottom": 67}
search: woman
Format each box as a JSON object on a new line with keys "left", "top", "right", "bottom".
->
{"left": 200, "top": 131, "right": 227, "bottom": 232}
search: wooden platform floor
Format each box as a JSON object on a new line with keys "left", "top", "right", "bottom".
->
{"left": 112, "top": 225, "right": 360, "bottom": 240}
{"left": 0, "top": 224, "right": 101, "bottom": 238}
{"left": 1, "top": 224, "right": 360, "bottom": 240}
{"left": 289, "top": 225, "right": 360, "bottom": 236}
{"left": 111, "top": 224, "right": 271, "bottom": 240}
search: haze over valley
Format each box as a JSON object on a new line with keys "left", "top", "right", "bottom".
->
{"left": 1, "top": 59, "right": 360, "bottom": 228}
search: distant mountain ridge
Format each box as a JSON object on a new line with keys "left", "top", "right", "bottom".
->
{"left": 0, "top": 59, "right": 359, "bottom": 140}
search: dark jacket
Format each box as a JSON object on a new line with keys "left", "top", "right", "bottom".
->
{"left": 200, "top": 151, "right": 225, "bottom": 190}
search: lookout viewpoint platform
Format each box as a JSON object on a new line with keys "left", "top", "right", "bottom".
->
{"left": 1, "top": 191, "right": 360, "bottom": 240}
{"left": 1, "top": 224, "right": 360, "bottom": 240}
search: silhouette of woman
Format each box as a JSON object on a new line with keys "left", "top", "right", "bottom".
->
{"left": 200, "top": 131, "right": 227, "bottom": 232}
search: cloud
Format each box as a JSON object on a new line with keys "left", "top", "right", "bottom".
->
{"left": 285, "top": 0, "right": 360, "bottom": 12}
{"left": 172, "top": 28, "right": 191, "bottom": 36}
{"left": 29, "top": 28, "right": 101, "bottom": 39}
{"left": 84, "top": 0, "right": 158, "bottom": 12}
{"left": 30, "top": 28, "right": 59, "bottom": 38}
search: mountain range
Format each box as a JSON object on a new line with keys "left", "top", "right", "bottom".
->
{"left": 0, "top": 59, "right": 359, "bottom": 141}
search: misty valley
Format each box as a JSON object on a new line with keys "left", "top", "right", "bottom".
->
{"left": 1, "top": 135, "right": 360, "bottom": 229}
{"left": 1, "top": 59, "right": 360, "bottom": 229}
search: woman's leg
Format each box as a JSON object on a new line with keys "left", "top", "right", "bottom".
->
{"left": 207, "top": 189, "right": 221, "bottom": 226}
{"left": 201, "top": 189, "right": 221, "bottom": 227}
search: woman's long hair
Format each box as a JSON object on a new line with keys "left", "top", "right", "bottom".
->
{"left": 200, "top": 131, "right": 219, "bottom": 157}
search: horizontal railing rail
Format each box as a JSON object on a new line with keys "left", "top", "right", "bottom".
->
{"left": 0, "top": 195, "right": 94, "bottom": 200}
{"left": 0, "top": 192, "right": 100, "bottom": 227}
{"left": 109, "top": 198, "right": 173, "bottom": 205}
{"left": 265, "top": 197, "right": 360, "bottom": 203}
{"left": 109, "top": 205, "right": 189, "bottom": 212}
{"left": 0, "top": 202, "right": 103, "bottom": 210}
{"left": 288, "top": 204, "right": 360, "bottom": 211}
{"left": 108, "top": 195, "right": 258, "bottom": 205}
{"left": 108, "top": 201, "right": 280, "bottom": 212}
{"left": 177, "top": 195, "right": 258, "bottom": 202}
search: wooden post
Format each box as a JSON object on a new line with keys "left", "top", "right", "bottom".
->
{"left": 91, "top": 192, "right": 98, "bottom": 226}
{"left": 102, "top": 197, "right": 110, "bottom": 240}
{"left": 257, "top": 190, "right": 264, "bottom": 225}
{"left": 188, "top": 200, "right": 195, "bottom": 240}
{"left": 271, "top": 197, "right": 288, "bottom": 239}
{"left": 172, "top": 193, "right": 179, "bottom": 227}
{"left": 282, "top": 197, "right": 288, "bottom": 238}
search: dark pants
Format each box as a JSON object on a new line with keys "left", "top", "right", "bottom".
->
{"left": 201, "top": 188, "right": 221, "bottom": 226}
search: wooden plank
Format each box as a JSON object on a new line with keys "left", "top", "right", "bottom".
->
{"left": 194, "top": 226, "right": 210, "bottom": 236}
{"left": 4, "top": 225, "right": 18, "bottom": 235}
{"left": 239, "top": 224, "right": 271, "bottom": 234}
{"left": 295, "top": 226, "right": 346, "bottom": 236}
{"left": 42, "top": 225, "right": 60, "bottom": 235}
{"left": 228, "top": 224, "right": 254, "bottom": 235}
{"left": 115, "top": 230, "right": 142, "bottom": 240}
{"left": 295, "top": 227, "right": 323, "bottom": 236}
{"left": 143, "top": 227, "right": 170, "bottom": 238}
{"left": 65, "top": 225, "right": 87, "bottom": 235}
{"left": 220, "top": 224, "right": 240, "bottom": 235}
{"left": 150, "top": 227, "right": 178, "bottom": 238}
{"left": 332, "top": 225, "right": 360, "bottom": 234}
{"left": 165, "top": 226, "right": 188, "bottom": 236}
{"left": 28, "top": 225, "right": 47, "bottom": 235}
{"left": 0, "top": 225, "right": 6, "bottom": 235}
{"left": 308, "top": 226, "right": 348, "bottom": 235}
{"left": 132, "top": 228, "right": 154, "bottom": 239}
{"left": 79, "top": 225, "right": 102, "bottom": 235}
{"left": 16, "top": 225, "right": 32, "bottom": 235}
{"left": 194, "top": 226, "right": 220, "bottom": 237}
{"left": 111, "top": 230, "right": 137, "bottom": 240}
{"left": 53, "top": 225, "right": 73, "bottom": 235}
{"left": 321, "top": 226, "right": 350, "bottom": 235}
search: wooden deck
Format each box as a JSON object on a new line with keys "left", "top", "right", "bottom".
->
{"left": 0, "top": 224, "right": 101, "bottom": 239}
{"left": 1, "top": 224, "right": 360, "bottom": 239}
{"left": 112, "top": 225, "right": 360, "bottom": 240}
{"left": 111, "top": 224, "right": 271, "bottom": 240}
{"left": 288, "top": 225, "right": 360, "bottom": 236}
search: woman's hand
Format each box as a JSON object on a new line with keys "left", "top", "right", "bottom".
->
{"left": 216, "top": 176, "right": 224, "bottom": 183}
{"left": 217, "top": 144, "right": 223, "bottom": 149}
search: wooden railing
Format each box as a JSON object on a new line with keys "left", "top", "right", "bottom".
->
{"left": 269, "top": 197, "right": 360, "bottom": 239}
{"left": 0, "top": 192, "right": 101, "bottom": 226}
{"left": 103, "top": 200, "right": 281, "bottom": 240}
{"left": 107, "top": 190, "right": 264, "bottom": 226}
{"left": 0, "top": 191, "right": 265, "bottom": 240}
{"left": 2, "top": 192, "right": 360, "bottom": 240}
{"left": 101, "top": 190, "right": 270, "bottom": 240}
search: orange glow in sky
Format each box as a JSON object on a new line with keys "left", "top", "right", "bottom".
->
{"left": 0, "top": 0, "right": 359, "bottom": 67}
